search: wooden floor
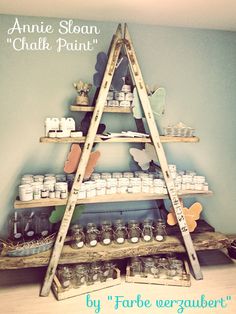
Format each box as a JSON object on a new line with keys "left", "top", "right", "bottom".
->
{"left": 0, "top": 250, "right": 235, "bottom": 314}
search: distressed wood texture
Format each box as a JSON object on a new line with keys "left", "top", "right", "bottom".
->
{"left": 40, "top": 136, "right": 200, "bottom": 144}
{"left": 0, "top": 232, "right": 229, "bottom": 270}
{"left": 70, "top": 105, "right": 131, "bottom": 113}
{"left": 14, "top": 190, "right": 213, "bottom": 209}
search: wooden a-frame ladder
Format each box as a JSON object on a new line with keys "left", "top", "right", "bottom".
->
{"left": 40, "top": 23, "right": 203, "bottom": 297}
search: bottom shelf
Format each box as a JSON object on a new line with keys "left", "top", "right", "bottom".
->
{"left": 0, "top": 232, "right": 230, "bottom": 270}
{"left": 52, "top": 268, "right": 121, "bottom": 301}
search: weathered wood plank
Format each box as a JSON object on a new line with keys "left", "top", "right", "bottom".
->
{"left": 0, "top": 232, "right": 229, "bottom": 270}
{"left": 39, "top": 136, "right": 200, "bottom": 144}
{"left": 70, "top": 105, "right": 131, "bottom": 113}
{"left": 14, "top": 191, "right": 213, "bottom": 209}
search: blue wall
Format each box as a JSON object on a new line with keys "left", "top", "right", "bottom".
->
{"left": 0, "top": 14, "right": 235, "bottom": 237}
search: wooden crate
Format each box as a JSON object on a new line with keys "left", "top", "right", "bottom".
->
{"left": 52, "top": 268, "right": 121, "bottom": 301}
{"left": 125, "top": 260, "right": 191, "bottom": 287}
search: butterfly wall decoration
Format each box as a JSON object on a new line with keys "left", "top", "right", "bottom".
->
{"left": 64, "top": 144, "right": 100, "bottom": 179}
{"left": 167, "top": 202, "right": 203, "bottom": 232}
{"left": 93, "top": 51, "right": 128, "bottom": 91}
{"left": 132, "top": 86, "right": 166, "bottom": 119}
{"left": 129, "top": 143, "right": 158, "bottom": 170}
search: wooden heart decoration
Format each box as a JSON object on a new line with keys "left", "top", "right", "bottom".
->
{"left": 167, "top": 202, "right": 203, "bottom": 232}
{"left": 64, "top": 144, "right": 100, "bottom": 179}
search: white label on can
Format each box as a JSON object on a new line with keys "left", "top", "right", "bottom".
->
{"left": 76, "top": 241, "right": 84, "bottom": 248}
{"left": 63, "top": 280, "right": 70, "bottom": 287}
{"left": 103, "top": 238, "right": 111, "bottom": 245}
{"left": 27, "top": 231, "right": 34, "bottom": 237}
{"left": 156, "top": 235, "right": 164, "bottom": 241}
{"left": 131, "top": 237, "right": 138, "bottom": 243}
{"left": 117, "top": 237, "right": 124, "bottom": 244}
{"left": 143, "top": 235, "right": 151, "bottom": 241}
{"left": 14, "top": 232, "right": 22, "bottom": 239}
{"left": 90, "top": 240, "right": 97, "bottom": 247}
{"left": 41, "top": 230, "right": 49, "bottom": 237}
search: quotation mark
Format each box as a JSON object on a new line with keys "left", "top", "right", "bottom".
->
{"left": 93, "top": 39, "right": 98, "bottom": 44}
{"left": 7, "top": 38, "right": 12, "bottom": 43}
{"left": 226, "top": 296, "right": 232, "bottom": 301}
{"left": 107, "top": 295, "right": 113, "bottom": 301}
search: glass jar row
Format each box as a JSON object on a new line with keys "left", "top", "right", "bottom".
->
{"left": 69, "top": 218, "right": 167, "bottom": 249}
{"left": 57, "top": 261, "right": 117, "bottom": 289}
{"left": 129, "top": 254, "right": 186, "bottom": 280}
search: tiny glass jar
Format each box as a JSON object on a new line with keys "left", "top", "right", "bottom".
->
{"left": 86, "top": 223, "right": 100, "bottom": 247}
{"left": 87, "top": 262, "right": 102, "bottom": 285}
{"left": 113, "top": 219, "right": 127, "bottom": 244}
{"left": 127, "top": 220, "right": 141, "bottom": 243}
{"left": 101, "top": 261, "right": 116, "bottom": 282}
{"left": 170, "top": 259, "right": 184, "bottom": 278}
{"left": 73, "top": 263, "right": 88, "bottom": 287}
{"left": 58, "top": 265, "right": 73, "bottom": 289}
{"left": 100, "top": 221, "right": 113, "bottom": 245}
{"left": 9, "top": 211, "right": 23, "bottom": 241}
{"left": 156, "top": 257, "right": 169, "bottom": 279}
{"left": 130, "top": 257, "right": 142, "bottom": 276}
{"left": 23, "top": 211, "right": 36, "bottom": 240}
{"left": 141, "top": 219, "right": 153, "bottom": 242}
{"left": 154, "top": 219, "right": 167, "bottom": 242}
{"left": 142, "top": 257, "right": 158, "bottom": 277}
{"left": 37, "top": 211, "right": 51, "bottom": 237}
{"left": 70, "top": 224, "right": 85, "bottom": 249}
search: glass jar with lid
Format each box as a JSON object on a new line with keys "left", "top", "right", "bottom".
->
{"left": 37, "top": 211, "right": 51, "bottom": 237}
{"left": 87, "top": 262, "right": 102, "bottom": 285}
{"left": 100, "top": 220, "right": 113, "bottom": 245}
{"left": 73, "top": 263, "right": 88, "bottom": 287}
{"left": 153, "top": 219, "right": 167, "bottom": 242}
{"left": 127, "top": 220, "right": 141, "bottom": 243}
{"left": 57, "top": 265, "right": 73, "bottom": 289}
{"left": 141, "top": 219, "right": 153, "bottom": 242}
{"left": 113, "top": 219, "right": 127, "bottom": 244}
{"left": 70, "top": 224, "right": 85, "bottom": 249}
{"left": 86, "top": 223, "right": 100, "bottom": 247}
{"left": 130, "top": 257, "right": 142, "bottom": 276}
{"left": 170, "top": 259, "right": 184, "bottom": 278}
{"left": 9, "top": 211, "right": 23, "bottom": 242}
{"left": 101, "top": 261, "right": 116, "bottom": 282}
{"left": 142, "top": 257, "right": 158, "bottom": 277}
{"left": 155, "top": 256, "right": 169, "bottom": 279}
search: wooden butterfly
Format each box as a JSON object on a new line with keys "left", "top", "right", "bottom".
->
{"left": 93, "top": 51, "right": 128, "bottom": 91}
{"left": 129, "top": 143, "right": 158, "bottom": 170}
{"left": 64, "top": 144, "right": 100, "bottom": 179}
{"left": 132, "top": 86, "right": 166, "bottom": 119}
{"left": 167, "top": 202, "right": 203, "bottom": 232}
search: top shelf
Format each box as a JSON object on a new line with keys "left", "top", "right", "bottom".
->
{"left": 70, "top": 105, "right": 131, "bottom": 113}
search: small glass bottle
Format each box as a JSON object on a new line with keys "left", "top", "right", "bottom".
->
{"left": 37, "top": 211, "right": 51, "bottom": 237}
{"left": 141, "top": 219, "right": 153, "bottom": 242}
{"left": 113, "top": 219, "right": 127, "bottom": 244}
{"left": 154, "top": 219, "right": 167, "bottom": 242}
{"left": 156, "top": 257, "right": 169, "bottom": 279}
{"left": 170, "top": 259, "right": 184, "bottom": 278}
{"left": 87, "top": 262, "right": 102, "bottom": 285}
{"left": 9, "top": 211, "right": 23, "bottom": 241}
{"left": 127, "top": 220, "right": 141, "bottom": 243}
{"left": 86, "top": 223, "right": 100, "bottom": 247}
{"left": 130, "top": 257, "right": 142, "bottom": 276}
{"left": 70, "top": 224, "right": 85, "bottom": 249}
{"left": 101, "top": 261, "right": 116, "bottom": 282}
{"left": 23, "top": 211, "right": 36, "bottom": 240}
{"left": 100, "top": 221, "right": 113, "bottom": 245}
{"left": 73, "top": 263, "right": 88, "bottom": 288}
{"left": 57, "top": 265, "right": 73, "bottom": 289}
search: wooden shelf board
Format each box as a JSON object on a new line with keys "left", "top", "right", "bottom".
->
{"left": 40, "top": 136, "right": 200, "bottom": 144}
{"left": 70, "top": 105, "right": 132, "bottom": 113}
{"left": 14, "top": 190, "right": 213, "bottom": 209}
{"left": 0, "top": 232, "right": 229, "bottom": 269}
